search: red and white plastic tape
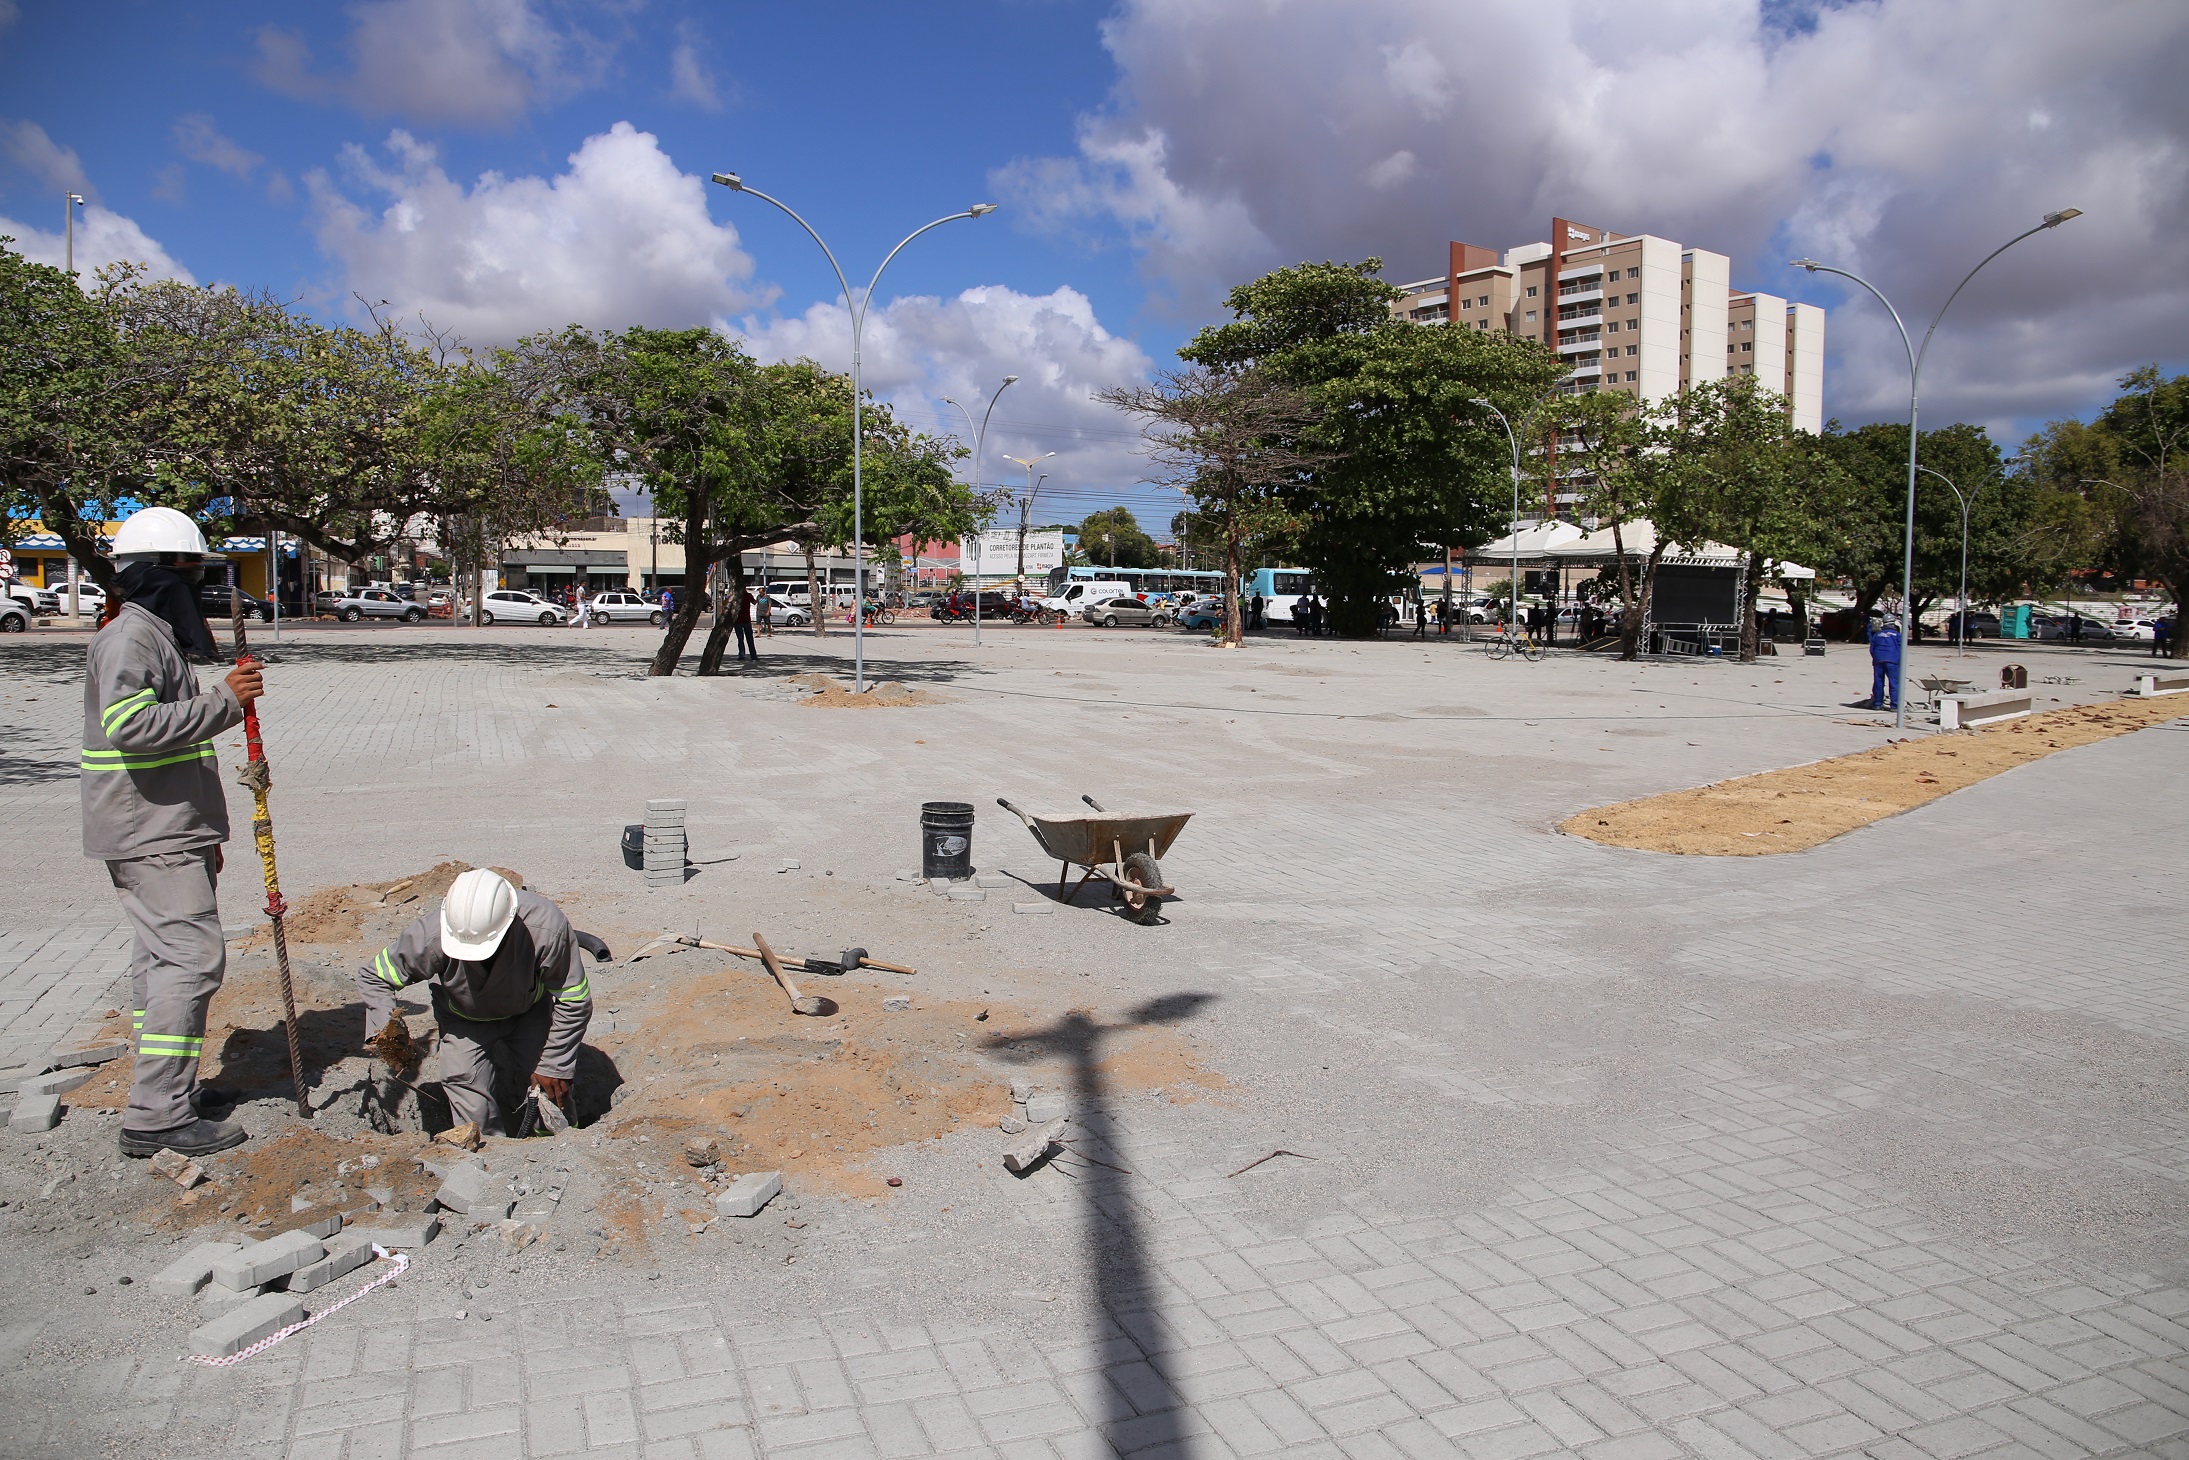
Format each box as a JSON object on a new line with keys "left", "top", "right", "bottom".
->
{"left": 184, "top": 1246, "right": 411, "bottom": 1368}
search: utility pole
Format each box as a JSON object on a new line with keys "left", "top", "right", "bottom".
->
{"left": 63, "top": 193, "right": 83, "bottom": 275}
{"left": 1001, "top": 452, "right": 1056, "bottom": 590}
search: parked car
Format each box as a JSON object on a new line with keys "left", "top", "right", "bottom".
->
{"left": 329, "top": 586, "right": 426, "bottom": 622}
{"left": 758, "top": 594, "right": 811, "bottom": 627}
{"left": 0, "top": 597, "right": 27, "bottom": 632}
{"left": 1944, "top": 610, "right": 2001, "bottom": 640}
{"left": 3, "top": 578, "right": 60, "bottom": 615}
{"left": 56, "top": 581, "right": 107, "bottom": 615}
{"left": 478, "top": 589, "right": 568, "bottom": 626}
{"left": 2036, "top": 614, "right": 2115, "bottom": 642}
{"left": 1083, "top": 595, "right": 1174, "bottom": 629}
{"left": 1180, "top": 601, "right": 1226, "bottom": 631}
{"left": 584, "top": 591, "right": 665, "bottom": 625}
{"left": 198, "top": 583, "right": 275, "bottom": 621}
{"left": 2114, "top": 619, "right": 2158, "bottom": 642}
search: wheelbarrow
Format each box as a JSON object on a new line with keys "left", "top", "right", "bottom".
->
{"left": 995, "top": 795, "right": 1192, "bottom": 924}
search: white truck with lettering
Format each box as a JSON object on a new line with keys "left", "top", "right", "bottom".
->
{"left": 1040, "top": 580, "right": 1130, "bottom": 615}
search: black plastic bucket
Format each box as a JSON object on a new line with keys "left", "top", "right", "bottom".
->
{"left": 920, "top": 801, "right": 974, "bottom": 881}
{"left": 621, "top": 824, "right": 645, "bottom": 870}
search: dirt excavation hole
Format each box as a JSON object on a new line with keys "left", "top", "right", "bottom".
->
{"left": 1564, "top": 696, "right": 2188, "bottom": 856}
{"left": 76, "top": 862, "right": 1227, "bottom": 1263}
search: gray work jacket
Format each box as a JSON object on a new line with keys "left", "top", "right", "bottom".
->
{"left": 359, "top": 892, "right": 593, "bottom": 1079}
{"left": 80, "top": 602, "right": 243, "bottom": 861}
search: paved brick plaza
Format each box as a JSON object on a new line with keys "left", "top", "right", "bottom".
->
{"left": 1, "top": 621, "right": 2182, "bottom": 1460}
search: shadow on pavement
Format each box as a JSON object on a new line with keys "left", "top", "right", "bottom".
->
{"left": 983, "top": 993, "right": 1218, "bottom": 1457}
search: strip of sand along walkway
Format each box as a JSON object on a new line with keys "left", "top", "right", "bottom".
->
{"left": 1564, "top": 694, "right": 2189, "bottom": 855}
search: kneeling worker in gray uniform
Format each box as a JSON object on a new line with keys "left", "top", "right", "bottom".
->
{"left": 359, "top": 869, "right": 592, "bottom": 1134}
{"left": 85, "top": 508, "right": 264, "bottom": 1158}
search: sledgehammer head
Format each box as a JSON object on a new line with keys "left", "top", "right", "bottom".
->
{"left": 841, "top": 947, "right": 867, "bottom": 972}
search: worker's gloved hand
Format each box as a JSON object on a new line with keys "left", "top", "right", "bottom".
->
{"left": 226, "top": 659, "right": 265, "bottom": 707}
{"left": 530, "top": 1073, "right": 571, "bottom": 1106}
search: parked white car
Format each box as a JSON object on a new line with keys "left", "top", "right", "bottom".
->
{"left": 583, "top": 591, "right": 665, "bottom": 625}
{"left": 0, "top": 597, "right": 27, "bottom": 633}
{"left": 2, "top": 578, "right": 59, "bottom": 616}
{"left": 57, "top": 581, "right": 107, "bottom": 614}
{"left": 331, "top": 586, "right": 427, "bottom": 622}
{"left": 758, "top": 594, "right": 811, "bottom": 627}
{"left": 478, "top": 589, "right": 569, "bottom": 626}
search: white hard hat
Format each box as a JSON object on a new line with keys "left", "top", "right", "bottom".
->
{"left": 112, "top": 507, "right": 216, "bottom": 562}
{"left": 440, "top": 869, "right": 518, "bottom": 961}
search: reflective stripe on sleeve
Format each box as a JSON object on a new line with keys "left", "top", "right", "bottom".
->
{"left": 100, "top": 688, "right": 157, "bottom": 735}
{"left": 555, "top": 978, "right": 590, "bottom": 1003}
{"left": 79, "top": 743, "right": 217, "bottom": 773}
{"left": 372, "top": 950, "right": 405, "bottom": 987}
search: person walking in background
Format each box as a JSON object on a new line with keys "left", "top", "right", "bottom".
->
{"left": 758, "top": 590, "right": 774, "bottom": 638}
{"left": 1413, "top": 591, "right": 1429, "bottom": 640}
{"left": 1249, "top": 593, "right": 1265, "bottom": 630}
{"left": 1868, "top": 613, "right": 1904, "bottom": 711}
{"left": 2154, "top": 618, "right": 2171, "bottom": 657}
{"left": 732, "top": 584, "right": 757, "bottom": 662}
{"left": 1290, "top": 596, "right": 1307, "bottom": 636}
{"left": 1304, "top": 594, "right": 1324, "bottom": 637}
{"left": 659, "top": 587, "right": 674, "bottom": 621}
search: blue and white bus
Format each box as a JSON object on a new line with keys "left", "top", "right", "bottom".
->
{"left": 1241, "top": 567, "right": 1316, "bottom": 622}
{"left": 1043, "top": 564, "right": 1227, "bottom": 606}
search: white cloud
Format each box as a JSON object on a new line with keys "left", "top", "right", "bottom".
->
{"left": 254, "top": 0, "right": 610, "bottom": 130}
{"left": 1, "top": 119, "right": 91, "bottom": 197}
{"left": 736, "top": 285, "right": 1161, "bottom": 518}
{"left": 668, "top": 24, "right": 723, "bottom": 112}
{"left": 0, "top": 204, "right": 195, "bottom": 284}
{"left": 998, "top": 0, "right": 2189, "bottom": 427}
{"left": 305, "top": 122, "right": 758, "bottom": 343}
{"left": 173, "top": 114, "right": 265, "bottom": 179}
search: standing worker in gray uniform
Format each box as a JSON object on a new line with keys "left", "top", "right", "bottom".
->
{"left": 84, "top": 507, "right": 263, "bottom": 1158}
{"left": 358, "top": 869, "right": 592, "bottom": 1135}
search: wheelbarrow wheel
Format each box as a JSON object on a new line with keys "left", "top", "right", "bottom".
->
{"left": 1117, "top": 852, "right": 1165, "bottom": 923}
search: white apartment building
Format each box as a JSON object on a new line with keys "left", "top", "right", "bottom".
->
{"left": 1393, "top": 217, "right": 1825, "bottom": 433}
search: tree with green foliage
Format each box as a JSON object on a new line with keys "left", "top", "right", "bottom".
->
{"left": 1536, "top": 388, "right": 1664, "bottom": 659}
{"left": 1075, "top": 506, "right": 1163, "bottom": 569}
{"left": 1099, "top": 364, "right": 1323, "bottom": 644}
{"left": 1181, "top": 258, "right": 1563, "bottom": 636}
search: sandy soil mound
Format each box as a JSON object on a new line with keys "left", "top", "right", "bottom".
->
{"left": 1564, "top": 695, "right": 2187, "bottom": 856}
{"left": 790, "top": 672, "right": 939, "bottom": 709}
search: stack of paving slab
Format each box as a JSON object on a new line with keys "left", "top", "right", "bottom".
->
{"left": 643, "top": 799, "right": 686, "bottom": 889}
{"left": 3, "top": 1039, "right": 131, "bottom": 1132}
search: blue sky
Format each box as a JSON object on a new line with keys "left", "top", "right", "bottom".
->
{"left": 5, "top": 0, "right": 2184, "bottom": 534}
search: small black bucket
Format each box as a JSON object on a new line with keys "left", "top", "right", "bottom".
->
{"left": 920, "top": 801, "right": 974, "bottom": 881}
{"left": 621, "top": 824, "right": 645, "bottom": 870}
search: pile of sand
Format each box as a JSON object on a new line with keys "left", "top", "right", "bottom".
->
{"left": 790, "top": 673, "right": 938, "bottom": 709}
{"left": 1564, "top": 695, "right": 2187, "bottom": 856}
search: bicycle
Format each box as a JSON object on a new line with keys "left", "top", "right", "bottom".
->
{"left": 1483, "top": 628, "right": 1543, "bottom": 661}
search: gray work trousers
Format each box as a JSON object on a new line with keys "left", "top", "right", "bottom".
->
{"left": 109, "top": 848, "right": 224, "bottom": 1133}
{"left": 435, "top": 998, "right": 553, "bottom": 1136}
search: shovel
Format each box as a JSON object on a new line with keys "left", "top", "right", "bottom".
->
{"left": 752, "top": 933, "right": 834, "bottom": 1017}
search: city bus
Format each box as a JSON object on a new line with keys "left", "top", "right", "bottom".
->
{"left": 1241, "top": 567, "right": 1316, "bottom": 622}
{"left": 1042, "top": 564, "right": 1227, "bottom": 610}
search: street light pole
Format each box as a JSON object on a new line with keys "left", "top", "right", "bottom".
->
{"left": 63, "top": 192, "right": 83, "bottom": 275}
{"left": 1001, "top": 451, "right": 1056, "bottom": 590}
{"left": 712, "top": 173, "right": 996, "bottom": 692}
{"left": 1472, "top": 398, "right": 1524, "bottom": 638}
{"left": 942, "top": 375, "right": 1018, "bottom": 647}
{"left": 1792, "top": 207, "right": 2079, "bottom": 727}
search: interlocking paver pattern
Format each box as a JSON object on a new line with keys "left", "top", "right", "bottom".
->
{"left": 0, "top": 624, "right": 2182, "bottom": 1458}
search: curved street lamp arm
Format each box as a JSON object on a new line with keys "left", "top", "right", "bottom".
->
{"left": 1914, "top": 464, "right": 1966, "bottom": 514}
{"left": 1916, "top": 221, "right": 2056, "bottom": 376}
{"left": 726, "top": 183, "right": 856, "bottom": 322}
{"left": 1794, "top": 263, "right": 1916, "bottom": 382}
{"left": 862, "top": 210, "right": 992, "bottom": 337}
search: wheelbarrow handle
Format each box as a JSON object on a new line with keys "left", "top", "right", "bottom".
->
{"left": 1081, "top": 794, "right": 1108, "bottom": 812}
{"left": 996, "top": 797, "right": 1037, "bottom": 828}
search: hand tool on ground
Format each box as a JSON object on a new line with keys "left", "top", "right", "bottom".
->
{"left": 626, "top": 928, "right": 700, "bottom": 961}
{"left": 750, "top": 933, "right": 832, "bottom": 1016}
{"left": 694, "top": 940, "right": 915, "bottom": 977}
{"left": 232, "top": 589, "right": 311, "bottom": 1119}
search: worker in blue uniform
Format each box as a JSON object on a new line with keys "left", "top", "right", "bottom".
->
{"left": 1868, "top": 614, "right": 1904, "bottom": 711}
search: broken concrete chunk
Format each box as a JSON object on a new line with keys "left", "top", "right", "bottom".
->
{"left": 9, "top": 1092, "right": 61, "bottom": 1132}
{"left": 285, "top": 1233, "right": 376, "bottom": 1293}
{"left": 20, "top": 1068, "right": 94, "bottom": 1099}
{"left": 189, "top": 1293, "right": 305, "bottom": 1359}
{"left": 210, "top": 1228, "right": 325, "bottom": 1291}
{"left": 998, "top": 1115, "right": 1028, "bottom": 1135}
{"left": 287, "top": 1211, "right": 344, "bottom": 1240}
{"left": 1003, "top": 1119, "right": 1067, "bottom": 1175}
{"left": 198, "top": 1282, "right": 271, "bottom": 1319}
{"left": 712, "top": 1170, "right": 782, "bottom": 1219}
{"left": 149, "top": 1149, "right": 209, "bottom": 1188}
{"left": 1023, "top": 1093, "right": 1068, "bottom": 1124}
{"left": 882, "top": 996, "right": 912, "bottom": 1013}
{"left": 497, "top": 1221, "right": 540, "bottom": 1255}
{"left": 683, "top": 1137, "right": 721, "bottom": 1168}
{"left": 433, "top": 1122, "right": 483, "bottom": 1152}
{"left": 434, "top": 1160, "right": 491, "bottom": 1213}
{"left": 1009, "top": 1082, "right": 1036, "bottom": 1103}
{"left": 150, "top": 1241, "right": 244, "bottom": 1296}
{"left": 1012, "top": 901, "right": 1056, "bottom": 915}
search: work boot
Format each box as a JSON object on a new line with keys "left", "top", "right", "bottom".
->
{"left": 189, "top": 1086, "right": 237, "bottom": 1116}
{"left": 119, "top": 1118, "right": 248, "bottom": 1159}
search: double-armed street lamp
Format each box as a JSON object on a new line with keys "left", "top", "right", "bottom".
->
{"left": 1915, "top": 455, "right": 2022, "bottom": 657}
{"left": 1001, "top": 451, "right": 1057, "bottom": 592}
{"left": 1791, "top": 207, "right": 2080, "bottom": 726}
{"left": 1471, "top": 398, "right": 1525, "bottom": 636}
{"left": 63, "top": 192, "right": 83, "bottom": 275}
{"left": 712, "top": 172, "right": 996, "bottom": 692}
{"left": 942, "top": 376, "right": 1018, "bottom": 647}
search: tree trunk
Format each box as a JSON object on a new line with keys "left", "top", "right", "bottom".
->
{"left": 1624, "top": 543, "right": 1667, "bottom": 659}
{"left": 1788, "top": 586, "right": 1809, "bottom": 638}
{"left": 2172, "top": 576, "right": 2188, "bottom": 659}
{"left": 1738, "top": 550, "right": 1765, "bottom": 663}
{"left": 1611, "top": 519, "right": 1639, "bottom": 661}
{"left": 697, "top": 557, "right": 737, "bottom": 674}
{"left": 648, "top": 492, "right": 712, "bottom": 676}
{"left": 1224, "top": 516, "right": 1244, "bottom": 647}
{"left": 804, "top": 548, "right": 826, "bottom": 637}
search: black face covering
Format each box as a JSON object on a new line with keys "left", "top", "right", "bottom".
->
{"left": 116, "top": 561, "right": 220, "bottom": 661}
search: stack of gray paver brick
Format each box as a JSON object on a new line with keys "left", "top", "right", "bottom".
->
{"left": 642, "top": 799, "right": 686, "bottom": 890}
